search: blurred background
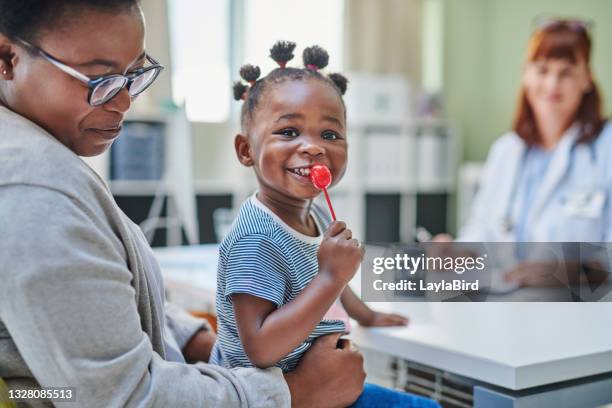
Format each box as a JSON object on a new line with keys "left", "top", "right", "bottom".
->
{"left": 86, "top": 0, "right": 612, "bottom": 248}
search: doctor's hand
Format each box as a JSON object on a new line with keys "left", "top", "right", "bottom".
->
{"left": 431, "top": 233, "right": 453, "bottom": 242}
{"left": 426, "top": 234, "right": 455, "bottom": 259}
{"left": 285, "top": 333, "right": 365, "bottom": 408}
{"left": 426, "top": 236, "right": 478, "bottom": 265}
{"left": 504, "top": 261, "right": 582, "bottom": 287}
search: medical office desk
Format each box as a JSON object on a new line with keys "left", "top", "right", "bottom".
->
{"left": 154, "top": 245, "right": 612, "bottom": 408}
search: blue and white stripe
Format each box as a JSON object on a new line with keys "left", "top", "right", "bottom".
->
{"left": 210, "top": 194, "right": 345, "bottom": 372}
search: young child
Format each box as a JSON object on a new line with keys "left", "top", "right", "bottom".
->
{"left": 210, "top": 41, "right": 439, "bottom": 407}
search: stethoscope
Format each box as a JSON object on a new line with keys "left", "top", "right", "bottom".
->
{"left": 501, "top": 140, "right": 600, "bottom": 235}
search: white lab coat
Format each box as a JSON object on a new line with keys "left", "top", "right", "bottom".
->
{"left": 459, "top": 121, "right": 612, "bottom": 242}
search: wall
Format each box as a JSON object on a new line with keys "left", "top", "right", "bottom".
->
{"left": 345, "top": 0, "right": 423, "bottom": 81}
{"left": 443, "top": 0, "right": 612, "bottom": 162}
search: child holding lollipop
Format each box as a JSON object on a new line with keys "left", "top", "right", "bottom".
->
{"left": 210, "top": 41, "right": 439, "bottom": 407}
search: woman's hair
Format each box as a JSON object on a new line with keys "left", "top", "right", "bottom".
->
{"left": 512, "top": 21, "right": 605, "bottom": 145}
{"left": 0, "top": 0, "right": 141, "bottom": 43}
{"left": 233, "top": 41, "right": 349, "bottom": 131}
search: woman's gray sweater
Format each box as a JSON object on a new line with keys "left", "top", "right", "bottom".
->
{"left": 0, "top": 106, "right": 289, "bottom": 407}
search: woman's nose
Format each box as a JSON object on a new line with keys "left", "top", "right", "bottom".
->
{"left": 544, "top": 73, "right": 562, "bottom": 90}
{"left": 103, "top": 87, "right": 132, "bottom": 114}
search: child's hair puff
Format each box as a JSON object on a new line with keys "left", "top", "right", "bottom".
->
{"left": 270, "top": 40, "right": 296, "bottom": 68}
{"left": 232, "top": 40, "right": 349, "bottom": 130}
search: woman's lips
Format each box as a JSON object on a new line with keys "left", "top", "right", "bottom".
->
{"left": 544, "top": 94, "right": 562, "bottom": 102}
{"left": 88, "top": 126, "right": 123, "bottom": 141}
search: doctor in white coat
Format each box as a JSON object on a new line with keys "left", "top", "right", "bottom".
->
{"left": 439, "top": 19, "right": 611, "bottom": 287}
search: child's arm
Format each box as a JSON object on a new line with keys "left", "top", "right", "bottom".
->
{"left": 340, "top": 286, "right": 409, "bottom": 327}
{"left": 233, "top": 282, "right": 341, "bottom": 368}
{"left": 232, "top": 221, "right": 362, "bottom": 368}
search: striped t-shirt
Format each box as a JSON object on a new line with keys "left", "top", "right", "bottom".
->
{"left": 210, "top": 194, "right": 348, "bottom": 372}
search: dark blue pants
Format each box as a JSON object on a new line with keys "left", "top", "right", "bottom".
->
{"left": 350, "top": 383, "right": 440, "bottom": 408}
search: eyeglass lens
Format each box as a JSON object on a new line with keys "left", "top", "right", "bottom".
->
{"left": 90, "top": 68, "right": 161, "bottom": 105}
{"left": 129, "top": 69, "right": 160, "bottom": 97}
{"left": 91, "top": 77, "right": 128, "bottom": 105}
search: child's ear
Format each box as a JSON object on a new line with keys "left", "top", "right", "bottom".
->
{"left": 234, "top": 133, "right": 254, "bottom": 167}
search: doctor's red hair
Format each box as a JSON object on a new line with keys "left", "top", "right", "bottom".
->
{"left": 512, "top": 20, "right": 605, "bottom": 145}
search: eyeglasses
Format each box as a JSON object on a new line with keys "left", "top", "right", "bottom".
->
{"left": 17, "top": 38, "right": 164, "bottom": 106}
{"left": 534, "top": 16, "right": 593, "bottom": 34}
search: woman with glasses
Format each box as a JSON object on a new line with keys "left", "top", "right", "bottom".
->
{"left": 0, "top": 1, "right": 364, "bottom": 407}
{"left": 435, "top": 19, "right": 611, "bottom": 287}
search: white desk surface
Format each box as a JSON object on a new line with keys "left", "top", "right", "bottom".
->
{"left": 154, "top": 244, "right": 612, "bottom": 391}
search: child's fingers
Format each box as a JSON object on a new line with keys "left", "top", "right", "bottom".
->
{"left": 392, "top": 314, "right": 410, "bottom": 325}
{"left": 325, "top": 221, "right": 346, "bottom": 238}
{"left": 349, "top": 239, "right": 365, "bottom": 258}
{"left": 360, "top": 243, "right": 366, "bottom": 257}
{"left": 337, "top": 229, "right": 353, "bottom": 240}
{"left": 372, "top": 313, "right": 409, "bottom": 327}
{"left": 380, "top": 320, "right": 403, "bottom": 327}
{"left": 383, "top": 313, "right": 407, "bottom": 322}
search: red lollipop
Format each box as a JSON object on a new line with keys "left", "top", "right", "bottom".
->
{"left": 310, "top": 164, "right": 337, "bottom": 221}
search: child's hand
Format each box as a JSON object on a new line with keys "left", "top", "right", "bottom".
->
{"left": 318, "top": 221, "right": 364, "bottom": 286}
{"left": 360, "top": 312, "right": 409, "bottom": 327}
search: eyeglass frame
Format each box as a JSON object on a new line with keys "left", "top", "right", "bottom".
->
{"left": 533, "top": 16, "right": 594, "bottom": 34}
{"left": 16, "top": 38, "right": 165, "bottom": 106}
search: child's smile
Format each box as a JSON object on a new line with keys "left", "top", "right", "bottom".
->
{"left": 286, "top": 165, "right": 312, "bottom": 184}
{"left": 241, "top": 79, "right": 348, "bottom": 206}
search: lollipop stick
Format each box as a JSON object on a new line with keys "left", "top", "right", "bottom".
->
{"left": 322, "top": 188, "right": 337, "bottom": 221}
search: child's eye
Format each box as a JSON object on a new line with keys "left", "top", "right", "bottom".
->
{"left": 276, "top": 128, "right": 300, "bottom": 138}
{"left": 322, "top": 131, "right": 341, "bottom": 140}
